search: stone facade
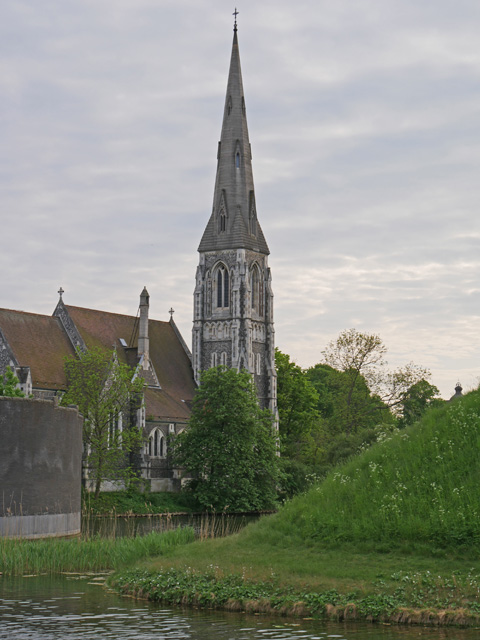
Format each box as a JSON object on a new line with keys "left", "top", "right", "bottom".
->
{"left": 0, "top": 294, "right": 196, "bottom": 494}
{"left": 193, "top": 27, "right": 277, "bottom": 420}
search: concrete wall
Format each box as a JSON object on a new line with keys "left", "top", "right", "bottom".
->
{"left": 0, "top": 397, "right": 83, "bottom": 538}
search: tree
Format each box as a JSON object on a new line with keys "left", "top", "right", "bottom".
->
{"left": 398, "top": 379, "right": 442, "bottom": 428}
{"left": 275, "top": 349, "right": 319, "bottom": 458}
{"left": 62, "top": 347, "right": 144, "bottom": 498}
{"left": 321, "top": 329, "right": 429, "bottom": 433}
{"left": 0, "top": 367, "right": 25, "bottom": 397}
{"left": 172, "top": 366, "right": 279, "bottom": 512}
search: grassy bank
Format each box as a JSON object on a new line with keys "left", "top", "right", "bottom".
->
{"left": 111, "top": 532, "right": 480, "bottom": 625}
{"left": 111, "top": 390, "right": 480, "bottom": 626}
{"left": 0, "top": 527, "right": 194, "bottom": 575}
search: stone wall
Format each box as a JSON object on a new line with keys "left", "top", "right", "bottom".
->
{"left": 0, "top": 397, "right": 83, "bottom": 538}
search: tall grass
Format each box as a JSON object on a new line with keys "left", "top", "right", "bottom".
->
{"left": 0, "top": 527, "right": 194, "bottom": 575}
{"left": 249, "top": 389, "right": 480, "bottom": 548}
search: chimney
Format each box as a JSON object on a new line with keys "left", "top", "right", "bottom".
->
{"left": 138, "top": 287, "right": 149, "bottom": 367}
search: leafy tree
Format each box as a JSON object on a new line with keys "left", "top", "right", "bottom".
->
{"left": 275, "top": 349, "right": 319, "bottom": 458}
{"left": 172, "top": 367, "right": 279, "bottom": 512}
{"left": 62, "top": 347, "right": 144, "bottom": 498}
{"left": 321, "top": 329, "right": 429, "bottom": 433}
{"left": 0, "top": 367, "right": 25, "bottom": 397}
{"left": 398, "top": 379, "right": 442, "bottom": 428}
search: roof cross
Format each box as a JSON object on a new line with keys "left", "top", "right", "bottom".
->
{"left": 58, "top": 287, "right": 64, "bottom": 300}
{"left": 169, "top": 307, "right": 175, "bottom": 318}
{"left": 233, "top": 7, "right": 239, "bottom": 31}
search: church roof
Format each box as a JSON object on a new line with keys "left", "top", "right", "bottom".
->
{"left": 198, "top": 28, "right": 269, "bottom": 255}
{"left": 0, "top": 309, "right": 74, "bottom": 390}
{"left": 0, "top": 303, "right": 196, "bottom": 421}
{"left": 64, "top": 305, "right": 196, "bottom": 419}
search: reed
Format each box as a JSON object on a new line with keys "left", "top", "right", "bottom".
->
{"left": 0, "top": 527, "right": 194, "bottom": 576}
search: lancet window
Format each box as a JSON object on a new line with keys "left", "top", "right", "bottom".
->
{"left": 219, "top": 208, "right": 226, "bottom": 233}
{"left": 216, "top": 264, "right": 229, "bottom": 308}
{"left": 251, "top": 265, "right": 263, "bottom": 315}
{"left": 148, "top": 428, "right": 165, "bottom": 458}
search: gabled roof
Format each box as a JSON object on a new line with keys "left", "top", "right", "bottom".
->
{"left": 0, "top": 303, "right": 196, "bottom": 422}
{"left": 0, "top": 309, "right": 74, "bottom": 390}
{"left": 64, "top": 305, "right": 196, "bottom": 419}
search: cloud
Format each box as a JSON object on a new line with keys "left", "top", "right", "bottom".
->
{"left": 1, "top": 0, "right": 479, "bottom": 399}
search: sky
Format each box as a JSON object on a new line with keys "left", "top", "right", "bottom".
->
{"left": 1, "top": 0, "right": 479, "bottom": 399}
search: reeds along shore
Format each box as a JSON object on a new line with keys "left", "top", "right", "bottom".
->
{"left": 0, "top": 527, "right": 194, "bottom": 575}
{"left": 0, "top": 511, "right": 249, "bottom": 576}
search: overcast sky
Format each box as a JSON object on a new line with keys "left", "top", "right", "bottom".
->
{"left": 2, "top": 0, "right": 479, "bottom": 398}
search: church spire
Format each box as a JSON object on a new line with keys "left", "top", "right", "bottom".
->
{"left": 198, "top": 25, "right": 269, "bottom": 254}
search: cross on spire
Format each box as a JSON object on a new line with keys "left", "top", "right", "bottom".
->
{"left": 169, "top": 307, "right": 175, "bottom": 318}
{"left": 58, "top": 287, "right": 64, "bottom": 300}
{"left": 233, "top": 7, "right": 239, "bottom": 31}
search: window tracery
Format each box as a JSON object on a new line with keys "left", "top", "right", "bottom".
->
{"left": 148, "top": 428, "right": 165, "bottom": 458}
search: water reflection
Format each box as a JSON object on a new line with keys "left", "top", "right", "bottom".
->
{"left": 0, "top": 575, "right": 477, "bottom": 640}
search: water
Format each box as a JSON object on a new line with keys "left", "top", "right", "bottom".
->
{"left": 0, "top": 574, "right": 478, "bottom": 640}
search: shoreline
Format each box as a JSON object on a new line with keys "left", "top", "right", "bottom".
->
{"left": 109, "top": 567, "right": 480, "bottom": 629}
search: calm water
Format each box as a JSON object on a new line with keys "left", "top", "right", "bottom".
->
{"left": 0, "top": 574, "right": 478, "bottom": 640}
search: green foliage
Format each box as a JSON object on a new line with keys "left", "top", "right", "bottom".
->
{"left": 321, "top": 328, "right": 428, "bottom": 432}
{"left": 398, "top": 379, "right": 442, "bottom": 428}
{"left": 277, "top": 458, "right": 323, "bottom": 501}
{"left": 262, "top": 388, "right": 480, "bottom": 547}
{"left": 62, "top": 347, "right": 145, "bottom": 498}
{"left": 113, "top": 563, "right": 480, "bottom": 623}
{"left": 83, "top": 490, "right": 200, "bottom": 515}
{"left": 173, "top": 366, "right": 279, "bottom": 512}
{"left": 0, "top": 367, "right": 24, "bottom": 397}
{"left": 275, "top": 349, "right": 319, "bottom": 457}
{"left": 0, "top": 528, "right": 194, "bottom": 575}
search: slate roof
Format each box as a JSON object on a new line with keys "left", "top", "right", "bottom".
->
{"left": 65, "top": 305, "right": 196, "bottom": 420}
{"left": 0, "top": 304, "right": 196, "bottom": 422}
{"left": 198, "top": 29, "right": 269, "bottom": 255}
{"left": 0, "top": 309, "right": 74, "bottom": 390}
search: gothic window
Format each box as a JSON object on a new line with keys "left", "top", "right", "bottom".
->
{"left": 236, "top": 152, "right": 240, "bottom": 169}
{"left": 250, "top": 213, "right": 256, "bottom": 235}
{"left": 256, "top": 353, "right": 261, "bottom": 375}
{"left": 216, "top": 264, "right": 229, "bottom": 308}
{"left": 251, "top": 265, "right": 263, "bottom": 314}
{"left": 219, "top": 209, "right": 226, "bottom": 233}
{"left": 220, "top": 351, "right": 227, "bottom": 366}
{"left": 148, "top": 428, "right": 165, "bottom": 458}
{"left": 211, "top": 351, "right": 218, "bottom": 368}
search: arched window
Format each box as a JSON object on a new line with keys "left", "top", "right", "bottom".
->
{"left": 236, "top": 152, "right": 240, "bottom": 169}
{"left": 250, "top": 213, "right": 256, "bottom": 235}
{"left": 219, "top": 209, "right": 226, "bottom": 233}
{"left": 251, "top": 265, "right": 263, "bottom": 314}
{"left": 216, "top": 265, "right": 229, "bottom": 308}
{"left": 221, "top": 351, "right": 227, "bottom": 366}
{"left": 211, "top": 351, "right": 218, "bottom": 368}
{"left": 149, "top": 428, "right": 165, "bottom": 458}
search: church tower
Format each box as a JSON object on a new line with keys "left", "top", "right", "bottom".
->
{"left": 193, "top": 20, "right": 277, "bottom": 419}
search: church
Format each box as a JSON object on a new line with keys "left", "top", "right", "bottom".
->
{"left": 0, "top": 22, "right": 277, "bottom": 491}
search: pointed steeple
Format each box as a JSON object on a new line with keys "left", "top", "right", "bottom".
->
{"left": 198, "top": 27, "right": 269, "bottom": 254}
